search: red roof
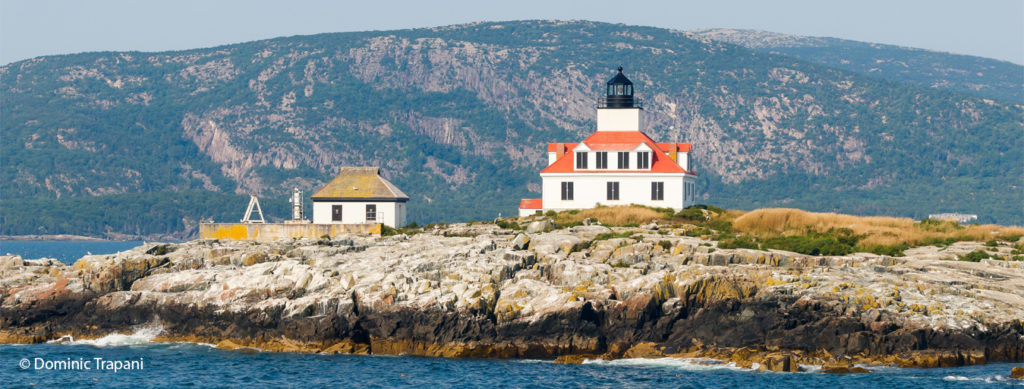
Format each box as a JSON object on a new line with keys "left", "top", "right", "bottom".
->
{"left": 519, "top": 199, "right": 543, "bottom": 209}
{"left": 546, "top": 143, "right": 577, "bottom": 152}
{"left": 540, "top": 131, "right": 696, "bottom": 175}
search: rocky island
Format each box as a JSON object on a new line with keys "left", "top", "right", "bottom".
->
{"left": 2, "top": 209, "right": 1023, "bottom": 373}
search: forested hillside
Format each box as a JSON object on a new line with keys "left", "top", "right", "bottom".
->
{"left": 690, "top": 28, "right": 1023, "bottom": 103}
{"left": 2, "top": 20, "right": 1021, "bottom": 238}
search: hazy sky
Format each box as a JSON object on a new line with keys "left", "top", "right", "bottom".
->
{"left": 2, "top": 0, "right": 1022, "bottom": 65}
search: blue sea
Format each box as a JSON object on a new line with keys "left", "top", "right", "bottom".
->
{"left": 0, "top": 240, "right": 148, "bottom": 264}
{"left": 1, "top": 241, "right": 1022, "bottom": 388}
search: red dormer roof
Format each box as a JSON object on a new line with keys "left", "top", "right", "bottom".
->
{"left": 541, "top": 131, "right": 695, "bottom": 175}
{"left": 519, "top": 199, "right": 543, "bottom": 209}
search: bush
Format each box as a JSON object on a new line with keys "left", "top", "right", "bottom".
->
{"left": 957, "top": 250, "right": 991, "bottom": 262}
{"left": 761, "top": 235, "right": 855, "bottom": 256}
{"left": 674, "top": 207, "right": 707, "bottom": 221}
{"left": 999, "top": 234, "right": 1023, "bottom": 242}
{"left": 495, "top": 220, "right": 522, "bottom": 230}
{"left": 594, "top": 231, "right": 634, "bottom": 241}
{"left": 859, "top": 243, "right": 909, "bottom": 257}
{"left": 718, "top": 235, "right": 760, "bottom": 250}
{"left": 658, "top": 240, "right": 673, "bottom": 250}
{"left": 545, "top": 210, "right": 557, "bottom": 217}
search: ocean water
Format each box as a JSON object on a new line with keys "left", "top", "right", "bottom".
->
{"left": 0, "top": 240, "right": 147, "bottom": 264}
{"left": 2, "top": 241, "right": 1022, "bottom": 388}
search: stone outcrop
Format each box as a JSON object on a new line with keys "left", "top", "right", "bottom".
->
{"left": 2, "top": 223, "right": 1023, "bottom": 372}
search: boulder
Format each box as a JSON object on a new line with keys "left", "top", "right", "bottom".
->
{"left": 1012, "top": 366, "right": 1024, "bottom": 379}
{"left": 0, "top": 255, "right": 24, "bottom": 270}
{"left": 511, "top": 234, "right": 531, "bottom": 250}
{"left": 526, "top": 219, "right": 556, "bottom": 233}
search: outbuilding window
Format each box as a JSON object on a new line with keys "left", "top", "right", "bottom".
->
{"left": 332, "top": 205, "right": 343, "bottom": 221}
{"left": 561, "top": 182, "right": 574, "bottom": 201}
{"left": 617, "top": 152, "right": 629, "bottom": 169}
{"left": 365, "top": 204, "right": 376, "bottom": 222}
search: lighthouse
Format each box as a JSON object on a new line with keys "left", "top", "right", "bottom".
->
{"left": 518, "top": 67, "right": 698, "bottom": 216}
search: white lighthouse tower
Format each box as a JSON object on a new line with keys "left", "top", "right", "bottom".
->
{"left": 519, "top": 67, "right": 698, "bottom": 216}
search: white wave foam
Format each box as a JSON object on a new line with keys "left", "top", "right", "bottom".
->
{"left": 67, "top": 324, "right": 164, "bottom": 347}
{"left": 799, "top": 364, "right": 821, "bottom": 373}
{"left": 943, "top": 376, "right": 970, "bottom": 381}
{"left": 582, "top": 357, "right": 751, "bottom": 372}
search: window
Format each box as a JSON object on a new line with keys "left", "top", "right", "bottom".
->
{"left": 561, "top": 182, "right": 574, "bottom": 201}
{"left": 607, "top": 181, "right": 619, "bottom": 200}
{"left": 331, "top": 205, "right": 343, "bottom": 221}
{"left": 617, "top": 152, "right": 629, "bottom": 169}
{"left": 637, "top": 152, "right": 650, "bottom": 169}
{"left": 576, "top": 152, "right": 588, "bottom": 169}
{"left": 596, "top": 152, "right": 608, "bottom": 169}
{"left": 365, "top": 204, "right": 376, "bottom": 222}
{"left": 651, "top": 182, "right": 664, "bottom": 201}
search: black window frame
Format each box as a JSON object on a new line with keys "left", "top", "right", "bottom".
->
{"left": 617, "top": 152, "right": 629, "bottom": 169}
{"left": 596, "top": 152, "right": 608, "bottom": 169}
{"left": 331, "top": 205, "right": 343, "bottom": 221}
{"left": 606, "top": 181, "right": 619, "bottom": 201}
{"left": 365, "top": 204, "right": 376, "bottom": 222}
{"left": 561, "top": 181, "right": 574, "bottom": 201}
{"left": 651, "top": 182, "right": 664, "bottom": 201}
{"left": 575, "top": 152, "right": 588, "bottom": 169}
{"left": 637, "top": 151, "right": 650, "bottom": 169}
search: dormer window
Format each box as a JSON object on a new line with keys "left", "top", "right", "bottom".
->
{"left": 576, "top": 152, "right": 588, "bottom": 169}
{"left": 596, "top": 152, "right": 608, "bottom": 169}
{"left": 617, "top": 152, "right": 630, "bottom": 169}
{"left": 636, "top": 152, "right": 649, "bottom": 169}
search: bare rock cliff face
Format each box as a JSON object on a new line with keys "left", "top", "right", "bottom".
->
{"left": 2, "top": 224, "right": 1022, "bottom": 370}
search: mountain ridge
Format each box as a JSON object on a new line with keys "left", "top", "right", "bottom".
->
{"left": 2, "top": 20, "right": 1021, "bottom": 237}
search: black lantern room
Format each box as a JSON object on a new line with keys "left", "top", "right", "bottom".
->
{"left": 605, "top": 66, "right": 634, "bottom": 108}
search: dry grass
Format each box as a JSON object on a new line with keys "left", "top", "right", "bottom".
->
{"left": 553, "top": 205, "right": 669, "bottom": 227}
{"left": 732, "top": 208, "right": 1024, "bottom": 246}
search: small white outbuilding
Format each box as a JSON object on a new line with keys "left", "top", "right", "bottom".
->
{"left": 310, "top": 167, "right": 409, "bottom": 228}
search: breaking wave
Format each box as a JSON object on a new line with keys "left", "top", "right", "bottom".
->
{"left": 58, "top": 324, "right": 165, "bottom": 347}
{"left": 582, "top": 357, "right": 751, "bottom": 372}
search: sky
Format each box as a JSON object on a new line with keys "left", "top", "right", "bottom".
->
{"left": 1, "top": 0, "right": 1022, "bottom": 65}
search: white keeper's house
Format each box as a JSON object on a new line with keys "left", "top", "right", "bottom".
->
{"left": 311, "top": 166, "right": 408, "bottom": 227}
{"left": 518, "top": 67, "right": 698, "bottom": 217}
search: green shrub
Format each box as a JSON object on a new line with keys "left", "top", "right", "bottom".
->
{"left": 594, "top": 231, "right": 634, "bottom": 241}
{"left": 999, "top": 234, "right": 1023, "bottom": 242}
{"left": 761, "top": 235, "right": 854, "bottom": 256}
{"left": 985, "top": 239, "right": 998, "bottom": 247}
{"left": 674, "top": 207, "right": 707, "bottom": 221}
{"left": 718, "top": 235, "right": 760, "bottom": 250}
{"left": 545, "top": 210, "right": 557, "bottom": 217}
{"left": 859, "top": 243, "right": 909, "bottom": 257}
{"left": 706, "top": 219, "right": 734, "bottom": 234}
{"left": 957, "top": 250, "right": 991, "bottom": 262}
{"left": 658, "top": 240, "right": 673, "bottom": 250}
{"left": 495, "top": 220, "right": 522, "bottom": 230}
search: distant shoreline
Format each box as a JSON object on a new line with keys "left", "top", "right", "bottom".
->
{"left": 0, "top": 234, "right": 111, "bottom": 242}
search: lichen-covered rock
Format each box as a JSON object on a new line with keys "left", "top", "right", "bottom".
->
{"left": 1, "top": 223, "right": 1023, "bottom": 372}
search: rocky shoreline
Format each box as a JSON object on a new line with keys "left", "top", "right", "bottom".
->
{"left": 2, "top": 222, "right": 1022, "bottom": 372}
